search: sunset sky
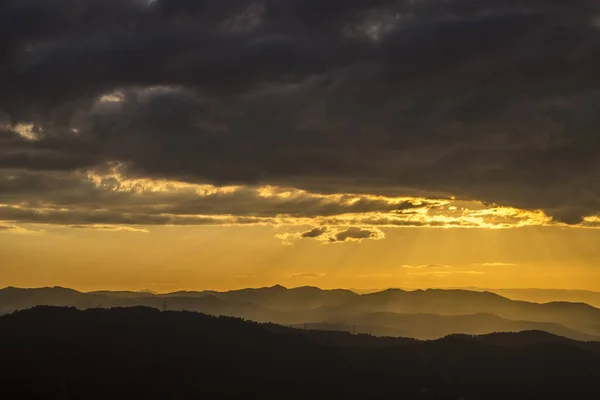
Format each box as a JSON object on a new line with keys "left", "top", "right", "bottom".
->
{"left": 2, "top": 0, "right": 600, "bottom": 292}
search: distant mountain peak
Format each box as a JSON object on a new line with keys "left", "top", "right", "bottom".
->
{"left": 269, "top": 284, "right": 287, "bottom": 290}
{"left": 2, "top": 286, "right": 80, "bottom": 293}
{"left": 379, "top": 288, "right": 407, "bottom": 293}
{"left": 293, "top": 286, "right": 321, "bottom": 292}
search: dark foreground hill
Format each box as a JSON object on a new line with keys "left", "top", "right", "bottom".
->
{"left": 2, "top": 307, "right": 600, "bottom": 399}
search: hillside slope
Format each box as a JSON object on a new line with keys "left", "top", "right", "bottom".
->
{"left": 2, "top": 307, "right": 600, "bottom": 399}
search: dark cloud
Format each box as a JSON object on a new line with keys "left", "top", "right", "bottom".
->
{"left": 0, "top": 203, "right": 272, "bottom": 227}
{"left": 66, "top": 224, "right": 148, "bottom": 232}
{"left": 301, "top": 227, "right": 329, "bottom": 238}
{"left": 1, "top": 0, "right": 600, "bottom": 224}
{"left": 0, "top": 169, "right": 443, "bottom": 228}
{"left": 0, "top": 169, "right": 430, "bottom": 219}
{"left": 279, "top": 226, "right": 385, "bottom": 244}
{"left": 331, "top": 227, "right": 385, "bottom": 243}
{"left": 0, "top": 222, "right": 33, "bottom": 234}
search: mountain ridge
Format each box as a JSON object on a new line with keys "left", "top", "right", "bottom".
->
{"left": 3, "top": 285, "right": 600, "bottom": 341}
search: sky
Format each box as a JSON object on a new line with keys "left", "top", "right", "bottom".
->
{"left": 1, "top": 0, "right": 600, "bottom": 292}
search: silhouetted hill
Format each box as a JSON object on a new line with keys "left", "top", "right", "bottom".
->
{"left": 303, "top": 312, "right": 600, "bottom": 341}
{"left": 207, "top": 285, "right": 358, "bottom": 309}
{"left": 485, "top": 288, "right": 600, "bottom": 309}
{"left": 87, "top": 290, "right": 155, "bottom": 298}
{"left": 334, "top": 288, "right": 600, "bottom": 336}
{"left": 289, "top": 321, "right": 412, "bottom": 337}
{"left": 0, "top": 286, "right": 104, "bottom": 313}
{"left": 1, "top": 307, "right": 600, "bottom": 399}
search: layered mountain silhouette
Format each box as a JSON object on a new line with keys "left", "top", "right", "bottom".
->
{"left": 291, "top": 312, "right": 600, "bottom": 342}
{"left": 359, "top": 287, "right": 600, "bottom": 308}
{"left": 2, "top": 306, "right": 600, "bottom": 399}
{"left": 3, "top": 285, "right": 600, "bottom": 341}
{"left": 464, "top": 287, "right": 600, "bottom": 309}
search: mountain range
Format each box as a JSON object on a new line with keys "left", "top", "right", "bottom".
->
{"left": 3, "top": 285, "right": 600, "bottom": 341}
{"left": 462, "top": 287, "right": 600, "bottom": 308}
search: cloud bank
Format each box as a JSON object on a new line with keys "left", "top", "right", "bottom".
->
{"left": 2, "top": 0, "right": 600, "bottom": 236}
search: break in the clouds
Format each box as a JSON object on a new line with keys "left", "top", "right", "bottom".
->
{"left": 0, "top": 165, "right": 558, "bottom": 236}
{"left": 1, "top": 0, "right": 600, "bottom": 234}
{"left": 0, "top": 222, "right": 38, "bottom": 234}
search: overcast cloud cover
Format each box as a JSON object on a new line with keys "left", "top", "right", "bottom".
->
{"left": 1, "top": 0, "right": 600, "bottom": 236}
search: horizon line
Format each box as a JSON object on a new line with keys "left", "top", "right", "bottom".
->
{"left": 3, "top": 284, "right": 600, "bottom": 296}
